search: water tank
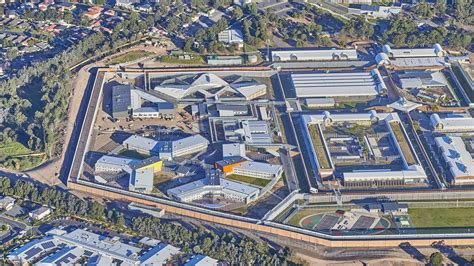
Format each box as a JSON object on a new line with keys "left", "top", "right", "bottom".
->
{"left": 375, "top": 52, "right": 390, "bottom": 65}
{"left": 382, "top": 44, "right": 392, "bottom": 54}
{"left": 433, "top": 43, "right": 444, "bottom": 57}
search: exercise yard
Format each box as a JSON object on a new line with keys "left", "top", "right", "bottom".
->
{"left": 286, "top": 208, "right": 391, "bottom": 235}
{"left": 409, "top": 207, "right": 474, "bottom": 228}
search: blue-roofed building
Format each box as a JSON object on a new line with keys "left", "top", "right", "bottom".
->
{"left": 8, "top": 228, "right": 181, "bottom": 266}
{"left": 185, "top": 254, "right": 218, "bottom": 266}
{"left": 7, "top": 236, "right": 57, "bottom": 264}
{"left": 37, "top": 246, "right": 83, "bottom": 266}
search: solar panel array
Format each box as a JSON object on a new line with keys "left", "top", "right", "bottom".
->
{"left": 56, "top": 253, "right": 77, "bottom": 264}
{"left": 41, "top": 241, "right": 55, "bottom": 249}
{"left": 24, "top": 247, "right": 42, "bottom": 260}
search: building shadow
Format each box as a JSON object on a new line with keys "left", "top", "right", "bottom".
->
{"left": 432, "top": 241, "right": 472, "bottom": 266}
{"left": 399, "top": 242, "right": 426, "bottom": 262}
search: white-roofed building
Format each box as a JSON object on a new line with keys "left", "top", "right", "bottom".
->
{"left": 8, "top": 228, "right": 180, "bottom": 266}
{"left": 302, "top": 111, "right": 427, "bottom": 187}
{"left": 237, "top": 120, "right": 273, "bottom": 144}
{"left": 376, "top": 44, "right": 447, "bottom": 68}
{"left": 111, "top": 84, "right": 174, "bottom": 119}
{"left": 122, "top": 135, "right": 162, "bottom": 156}
{"left": 435, "top": 135, "right": 474, "bottom": 185}
{"left": 291, "top": 69, "right": 387, "bottom": 99}
{"left": 222, "top": 143, "right": 246, "bottom": 158}
{"left": 94, "top": 154, "right": 163, "bottom": 194}
{"left": 122, "top": 134, "right": 208, "bottom": 159}
{"left": 430, "top": 113, "right": 474, "bottom": 132}
{"left": 232, "top": 161, "right": 283, "bottom": 179}
{"left": 95, "top": 155, "right": 137, "bottom": 173}
{"left": 397, "top": 71, "right": 448, "bottom": 90}
{"left": 304, "top": 98, "right": 336, "bottom": 108}
{"left": 216, "top": 103, "right": 249, "bottom": 117}
{"left": 153, "top": 73, "right": 266, "bottom": 102}
{"left": 0, "top": 196, "right": 15, "bottom": 210}
{"left": 37, "top": 246, "right": 84, "bottom": 266}
{"left": 382, "top": 44, "right": 445, "bottom": 58}
{"left": 139, "top": 242, "right": 180, "bottom": 265}
{"left": 29, "top": 206, "right": 51, "bottom": 220}
{"left": 218, "top": 29, "right": 244, "bottom": 47}
{"left": 167, "top": 171, "right": 260, "bottom": 204}
{"left": 271, "top": 48, "right": 358, "bottom": 62}
{"left": 185, "top": 255, "right": 218, "bottom": 266}
{"left": 172, "top": 134, "right": 209, "bottom": 157}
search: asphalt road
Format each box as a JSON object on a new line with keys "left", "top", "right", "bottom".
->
{"left": 0, "top": 214, "right": 30, "bottom": 243}
{"left": 279, "top": 149, "right": 299, "bottom": 192}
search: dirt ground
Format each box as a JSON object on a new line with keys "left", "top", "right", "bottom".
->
{"left": 25, "top": 42, "right": 174, "bottom": 186}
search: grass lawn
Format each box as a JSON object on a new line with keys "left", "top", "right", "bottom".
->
{"left": 153, "top": 173, "right": 174, "bottom": 185}
{"left": 118, "top": 149, "right": 149, "bottom": 159}
{"left": 389, "top": 121, "right": 416, "bottom": 165}
{"left": 160, "top": 55, "right": 205, "bottom": 64}
{"left": 106, "top": 50, "right": 154, "bottom": 65}
{"left": 307, "top": 124, "right": 331, "bottom": 169}
{"left": 225, "top": 174, "right": 271, "bottom": 187}
{"left": 0, "top": 141, "right": 33, "bottom": 156}
{"left": 286, "top": 209, "right": 332, "bottom": 226}
{"left": 409, "top": 208, "right": 474, "bottom": 227}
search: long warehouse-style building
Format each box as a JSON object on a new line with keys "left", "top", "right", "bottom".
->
{"left": 435, "top": 135, "right": 474, "bottom": 185}
{"left": 7, "top": 228, "right": 180, "bottom": 265}
{"left": 270, "top": 48, "right": 358, "bottom": 62}
{"left": 291, "top": 70, "right": 387, "bottom": 100}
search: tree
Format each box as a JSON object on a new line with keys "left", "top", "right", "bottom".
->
{"left": 454, "top": 0, "right": 470, "bottom": 23}
{"left": 429, "top": 252, "right": 443, "bottom": 266}
{"left": 232, "top": 6, "right": 243, "bottom": 20}
{"left": 246, "top": 3, "right": 258, "bottom": 16}
{"left": 184, "top": 37, "right": 195, "bottom": 52}
{"left": 434, "top": 0, "right": 446, "bottom": 16}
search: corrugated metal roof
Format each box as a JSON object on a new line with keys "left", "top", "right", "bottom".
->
{"left": 234, "top": 161, "right": 282, "bottom": 175}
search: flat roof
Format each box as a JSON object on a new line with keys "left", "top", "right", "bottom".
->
{"left": 222, "top": 143, "right": 246, "bottom": 158}
{"left": 172, "top": 134, "right": 209, "bottom": 153}
{"left": 431, "top": 114, "right": 474, "bottom": 131}
{"left": 305, "top": 98, "right": 336, "bottom": 105}
{"left": 216, "top": 103, "right": 248, "bottom": 112}
{"left": 123, "top": 135, "right": 159, "bottom": 152}
{"left": 291, "top": 71, "right": 383, "bottom": 98}
{"left": 55, "top": 229, "right": 140, "bottom": 263}
{"left": 140, "top": 242, "right": 180, "bottom": 265}
{"left": 390, "top": 57, "right": 446, "bottom": 67}
{"left": 215, "top": 156, "right": 246, "bottom": 167}
{"left": 435, "top": 135, "right": 474, "bottom": 179}
{"left": 96, "top": 155, "right": 137, "bottom": 168}
{"left": 112, "top": 85, "right": 131, "bottom": 114}
{"left": 167, "top": 177, "right": 259, "bottom": 199}
{"left": 271, "top": 48, "right": 358, "bottom": 61}
{"left": 234, "top": 161, "right": 282, "bottom": 176}
{"left": 185, "top": 255, "right": 218, "bottom": 266}
{"left": 388, "top": 48, "right": 439, "bottom": 58}
{"left": 30, "top": 206, "right": 51, "bottom": 215}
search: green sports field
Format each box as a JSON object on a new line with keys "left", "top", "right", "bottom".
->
{"left": 409, "top": 208, "right": 474, "bottom": 227}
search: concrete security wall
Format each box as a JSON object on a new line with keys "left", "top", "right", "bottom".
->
{"left": 68, "top": 181, "right": 474, "bottom": 248}
{"left": 308, "top": 190, "right": 474, "bottom": 204}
